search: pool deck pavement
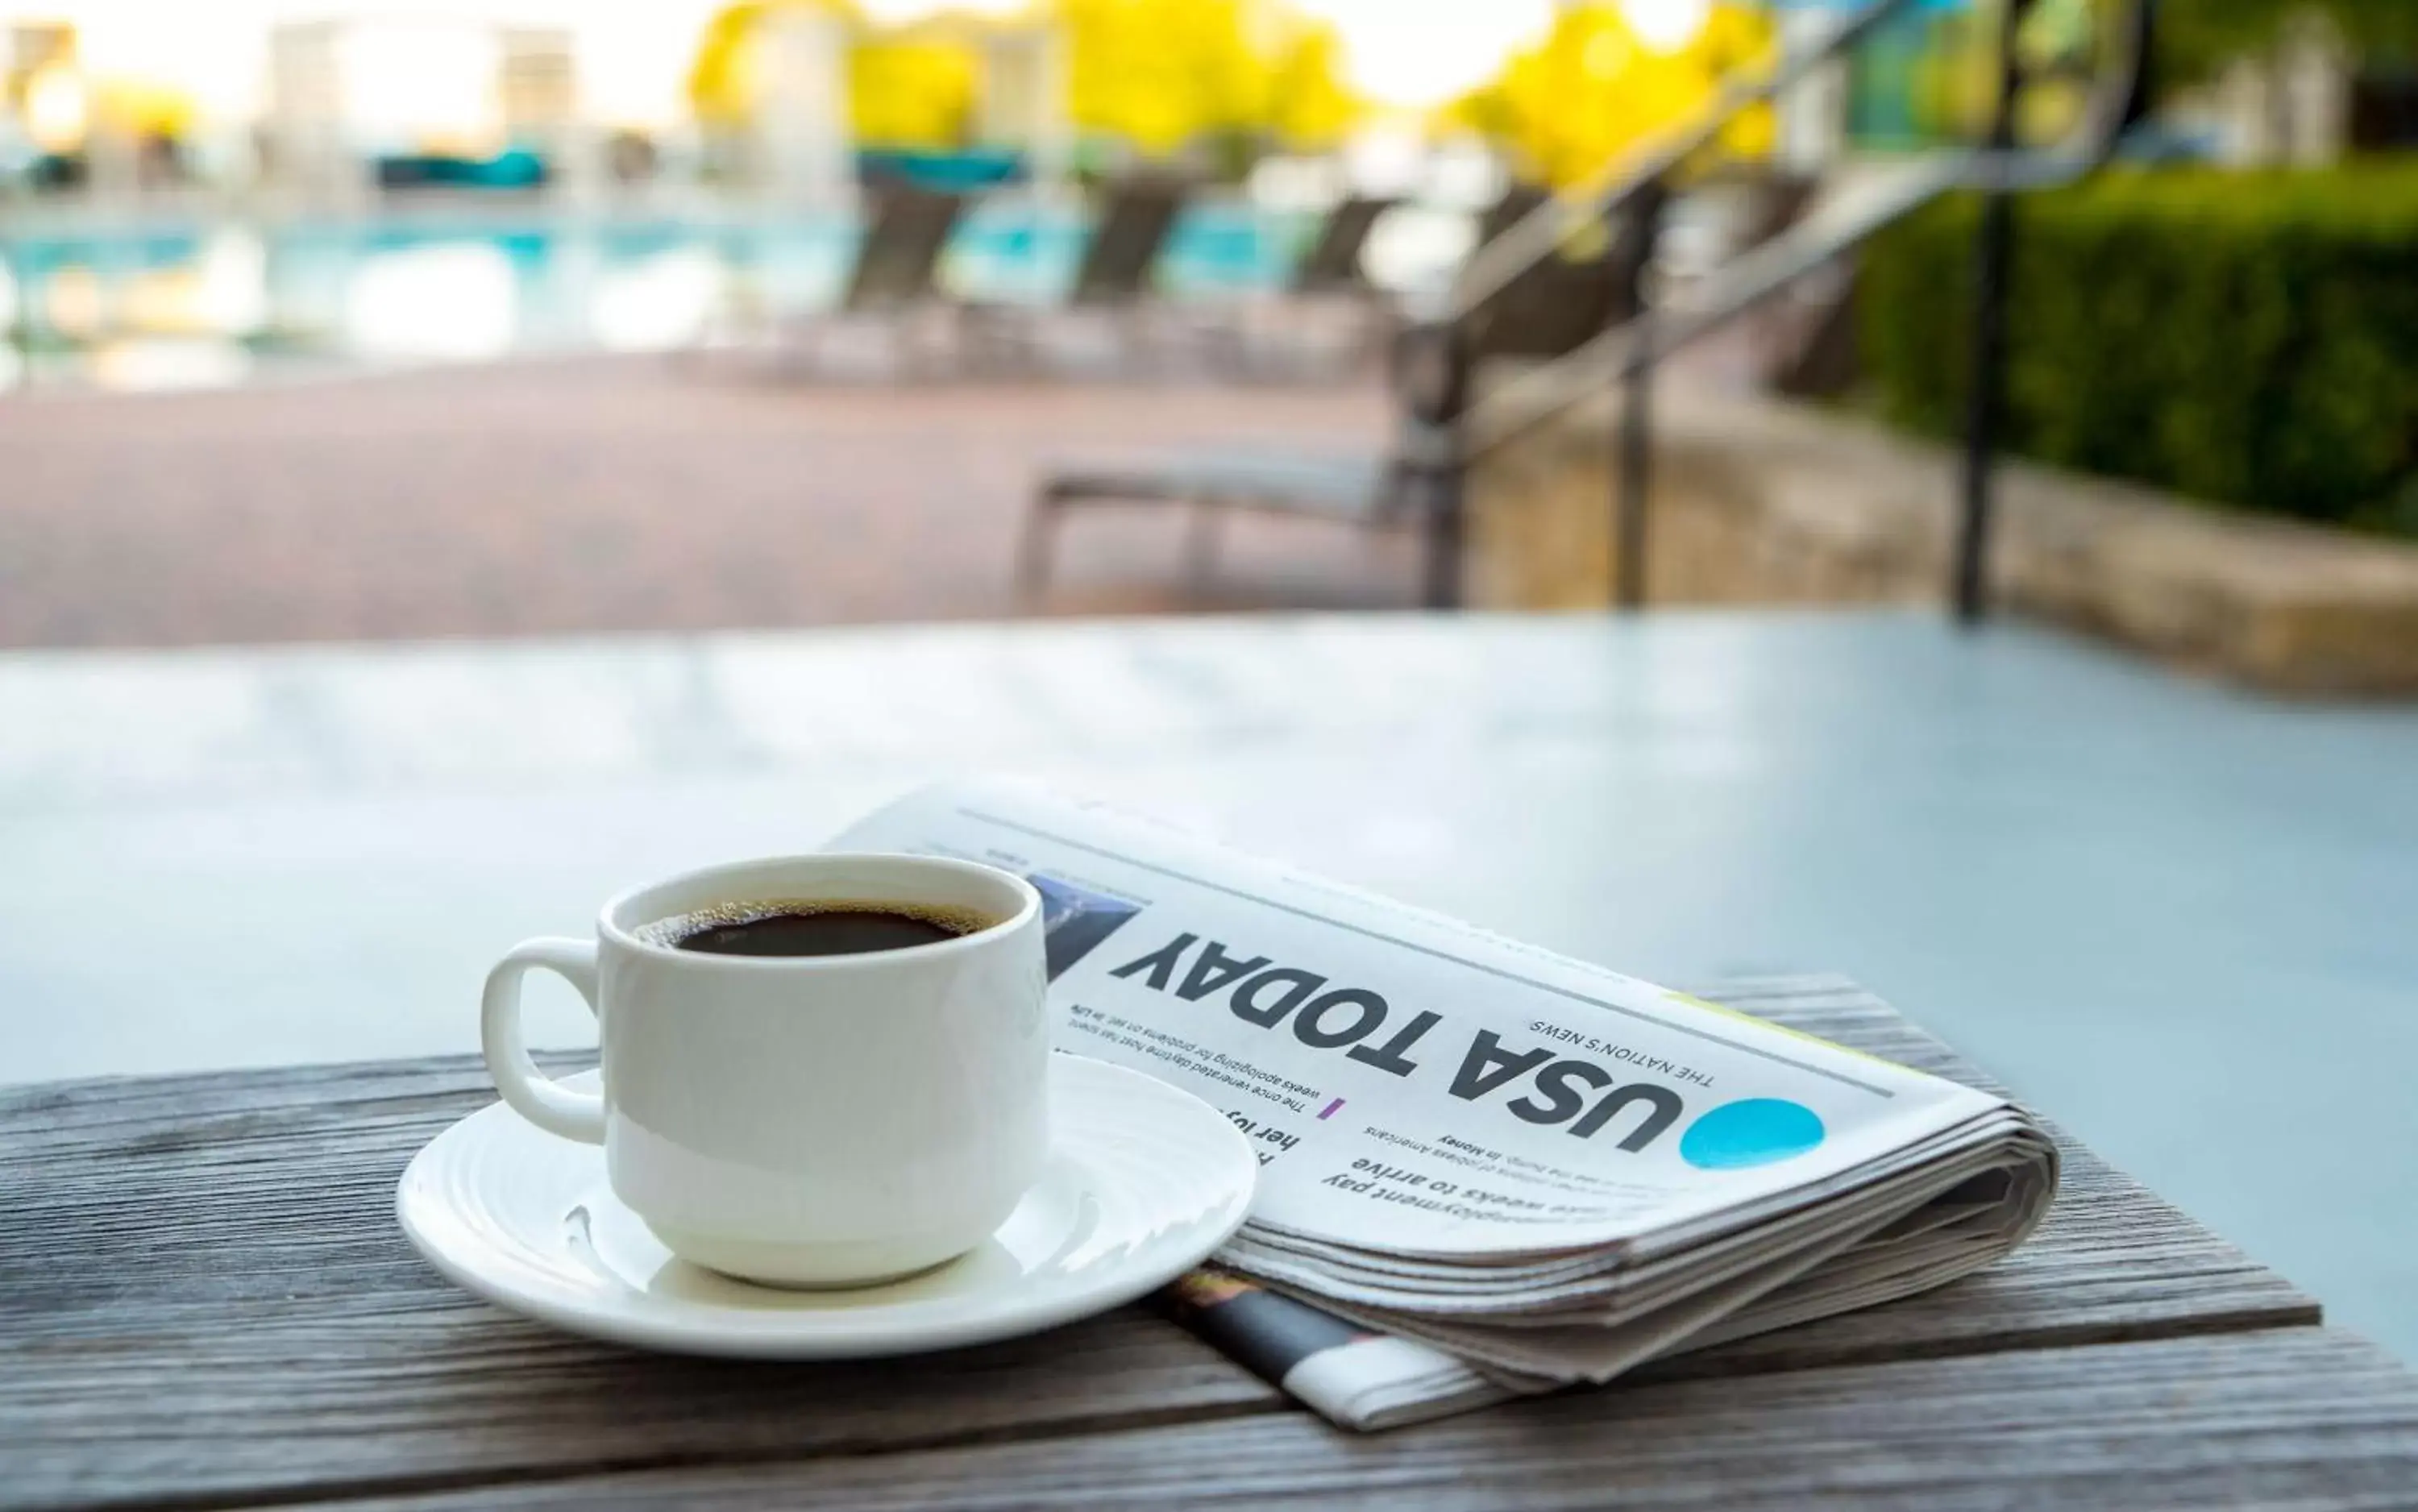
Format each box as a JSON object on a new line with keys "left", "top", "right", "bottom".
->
{"left": 0, "top": 354, "right": 1412, "bottom": 648}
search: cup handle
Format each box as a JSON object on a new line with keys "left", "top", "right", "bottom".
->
{"left": 480, "top": 937, "right": 606, "bottom": 1144}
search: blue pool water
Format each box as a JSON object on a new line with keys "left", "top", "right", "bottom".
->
{"left": 0, "top": 198, "right": 1307, "bottom": 388}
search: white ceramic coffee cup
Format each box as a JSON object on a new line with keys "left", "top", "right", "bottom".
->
{"left": 480, "top": 854, "right": 1049, "bottom": 1288}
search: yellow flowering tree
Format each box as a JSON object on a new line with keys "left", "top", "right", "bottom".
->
{"left": 851, "top": 21, "right": 982, "bottom": 149}
{"left": 689, "top": 2, "right": 826, "bottom": 129}
{"left": 1448, "top": 2, "right": 1776, "bottom": 189}
{"left": 1060, "top": 0, "right": 1358, "bottom": 155}
{"left": 1264, "top": 17, "right": 1357, "bottom": 149}
{"left": 1054, "top": 0, "right": 1251, "bottom": 153}
{"left": 688, "top": 0, "right": 1358, "bottom": 156}
{"left": 691, "top": 0, "right": 975, "bottom": 151}
{"left": 93, "top": 78, "right": 199, "bottom": 141}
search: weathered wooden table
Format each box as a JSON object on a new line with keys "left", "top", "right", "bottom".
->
{"left": 8, "top": 975, "right": 2413, "bottom": 1510}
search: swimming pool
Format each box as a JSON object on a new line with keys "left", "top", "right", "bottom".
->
{"left": 0, "top": 197, "right": 1316, "bottom": 390}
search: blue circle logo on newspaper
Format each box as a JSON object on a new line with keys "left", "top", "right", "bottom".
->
{"left": 1678, "top": 1099, "right": 1826, "bottom": 1170}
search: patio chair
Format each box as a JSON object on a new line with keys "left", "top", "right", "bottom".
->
{"left": 708, "top": 185, "right": 969, "bottom": 380}
{"left": 963, "top": 175, "right": 1190, "bottom": 376}
{"left": 1017, "top": 183, "right": 1661, "bottom": 597}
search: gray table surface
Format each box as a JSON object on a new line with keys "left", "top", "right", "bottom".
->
{"left": 9, "top": 976, "right": 2413, "bottom": 1510}
{"left": 4, "top": 609, "right": 2415, "bottom": 1367}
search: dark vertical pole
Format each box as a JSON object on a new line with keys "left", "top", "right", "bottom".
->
{"left": 1403, "top": 320, "right": 1471, "bottom": 612}
{"left": 1955, "top": 0, "right": 2030, "bottom": 625}
{"left": 1614, "top": 352, "right": 1652, "bottom": 611}
{"left": 1423, "top": 455, "right": 1464, "bottom": 611}
{"left": 1611, "top": 181, "right": 1666, "bottom": 613}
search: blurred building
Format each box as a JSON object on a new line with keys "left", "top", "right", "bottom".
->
{"left": 749, "top": 10, "right": 852, "bottom": 206}
{"left": 260, "top": 17, "right": 606, "bottom": 204}
{"left": 498, "top": 27, "right": 597, "bottom": 198}
{"left": 977, "top": 23, "right": 1071, "bottom": 193}
{"left": 266, "top": 21, "right": 364, "bottom": 205}
{"left": 6, "top": 23, "right": 85, "bottom": 185}
{"left": 6, "top": 21, "right": 75, "bottom": 119}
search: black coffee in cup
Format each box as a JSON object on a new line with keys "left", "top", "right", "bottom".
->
{"left": 643, "top": 900, "right": 988, "bottom": 958}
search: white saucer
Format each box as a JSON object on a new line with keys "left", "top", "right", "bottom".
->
{"left": 397, "top": 1055, "right": 1258, "bottom": 1359}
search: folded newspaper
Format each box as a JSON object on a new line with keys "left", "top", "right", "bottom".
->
{"left": 832, "top": 782, "right": 2057, "bottom": 1431}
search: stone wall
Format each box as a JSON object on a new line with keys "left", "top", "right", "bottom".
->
{"left": 1465, "top": 377, "right": 2418, "bottom": 696}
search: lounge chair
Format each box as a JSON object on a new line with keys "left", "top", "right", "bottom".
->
{"left": 1193, "top": 193, "right": 1400, "bottom": 380}
{"left": 963, "top": 175, "right": 1190, "bottom": 376}
{"left": 1293, "top": 193, "right": 1398, "bottom": 295}
{"left": 702, "top": 185, "right": 969, "bottom": 380}
{"left": 1018, "top": 184, "right": 1660, "bottom": 598}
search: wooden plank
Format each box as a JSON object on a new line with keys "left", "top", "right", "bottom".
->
{"left": 1646, "top": 977, "right": 2320, "bottom": 1381}
{"left": 0, "top": 977, "right": 2320, "bottom": 1511}
{"left": 305, "top": 1328, "right": 2418, "bottom": 1511}
{"left": 0, "top": 1055, "right": 1280, "bottom": 1512}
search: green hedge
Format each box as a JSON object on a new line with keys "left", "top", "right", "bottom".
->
{"left": 1859, "top": 165, "right": 2418, "bottom": 534}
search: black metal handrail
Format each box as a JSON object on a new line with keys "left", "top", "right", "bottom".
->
{"left": 1415, "top": 0, "right": 2154, "bottom": 616}
{"left": 1446, "top": 0, "right": 1933, "bottom": 326}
